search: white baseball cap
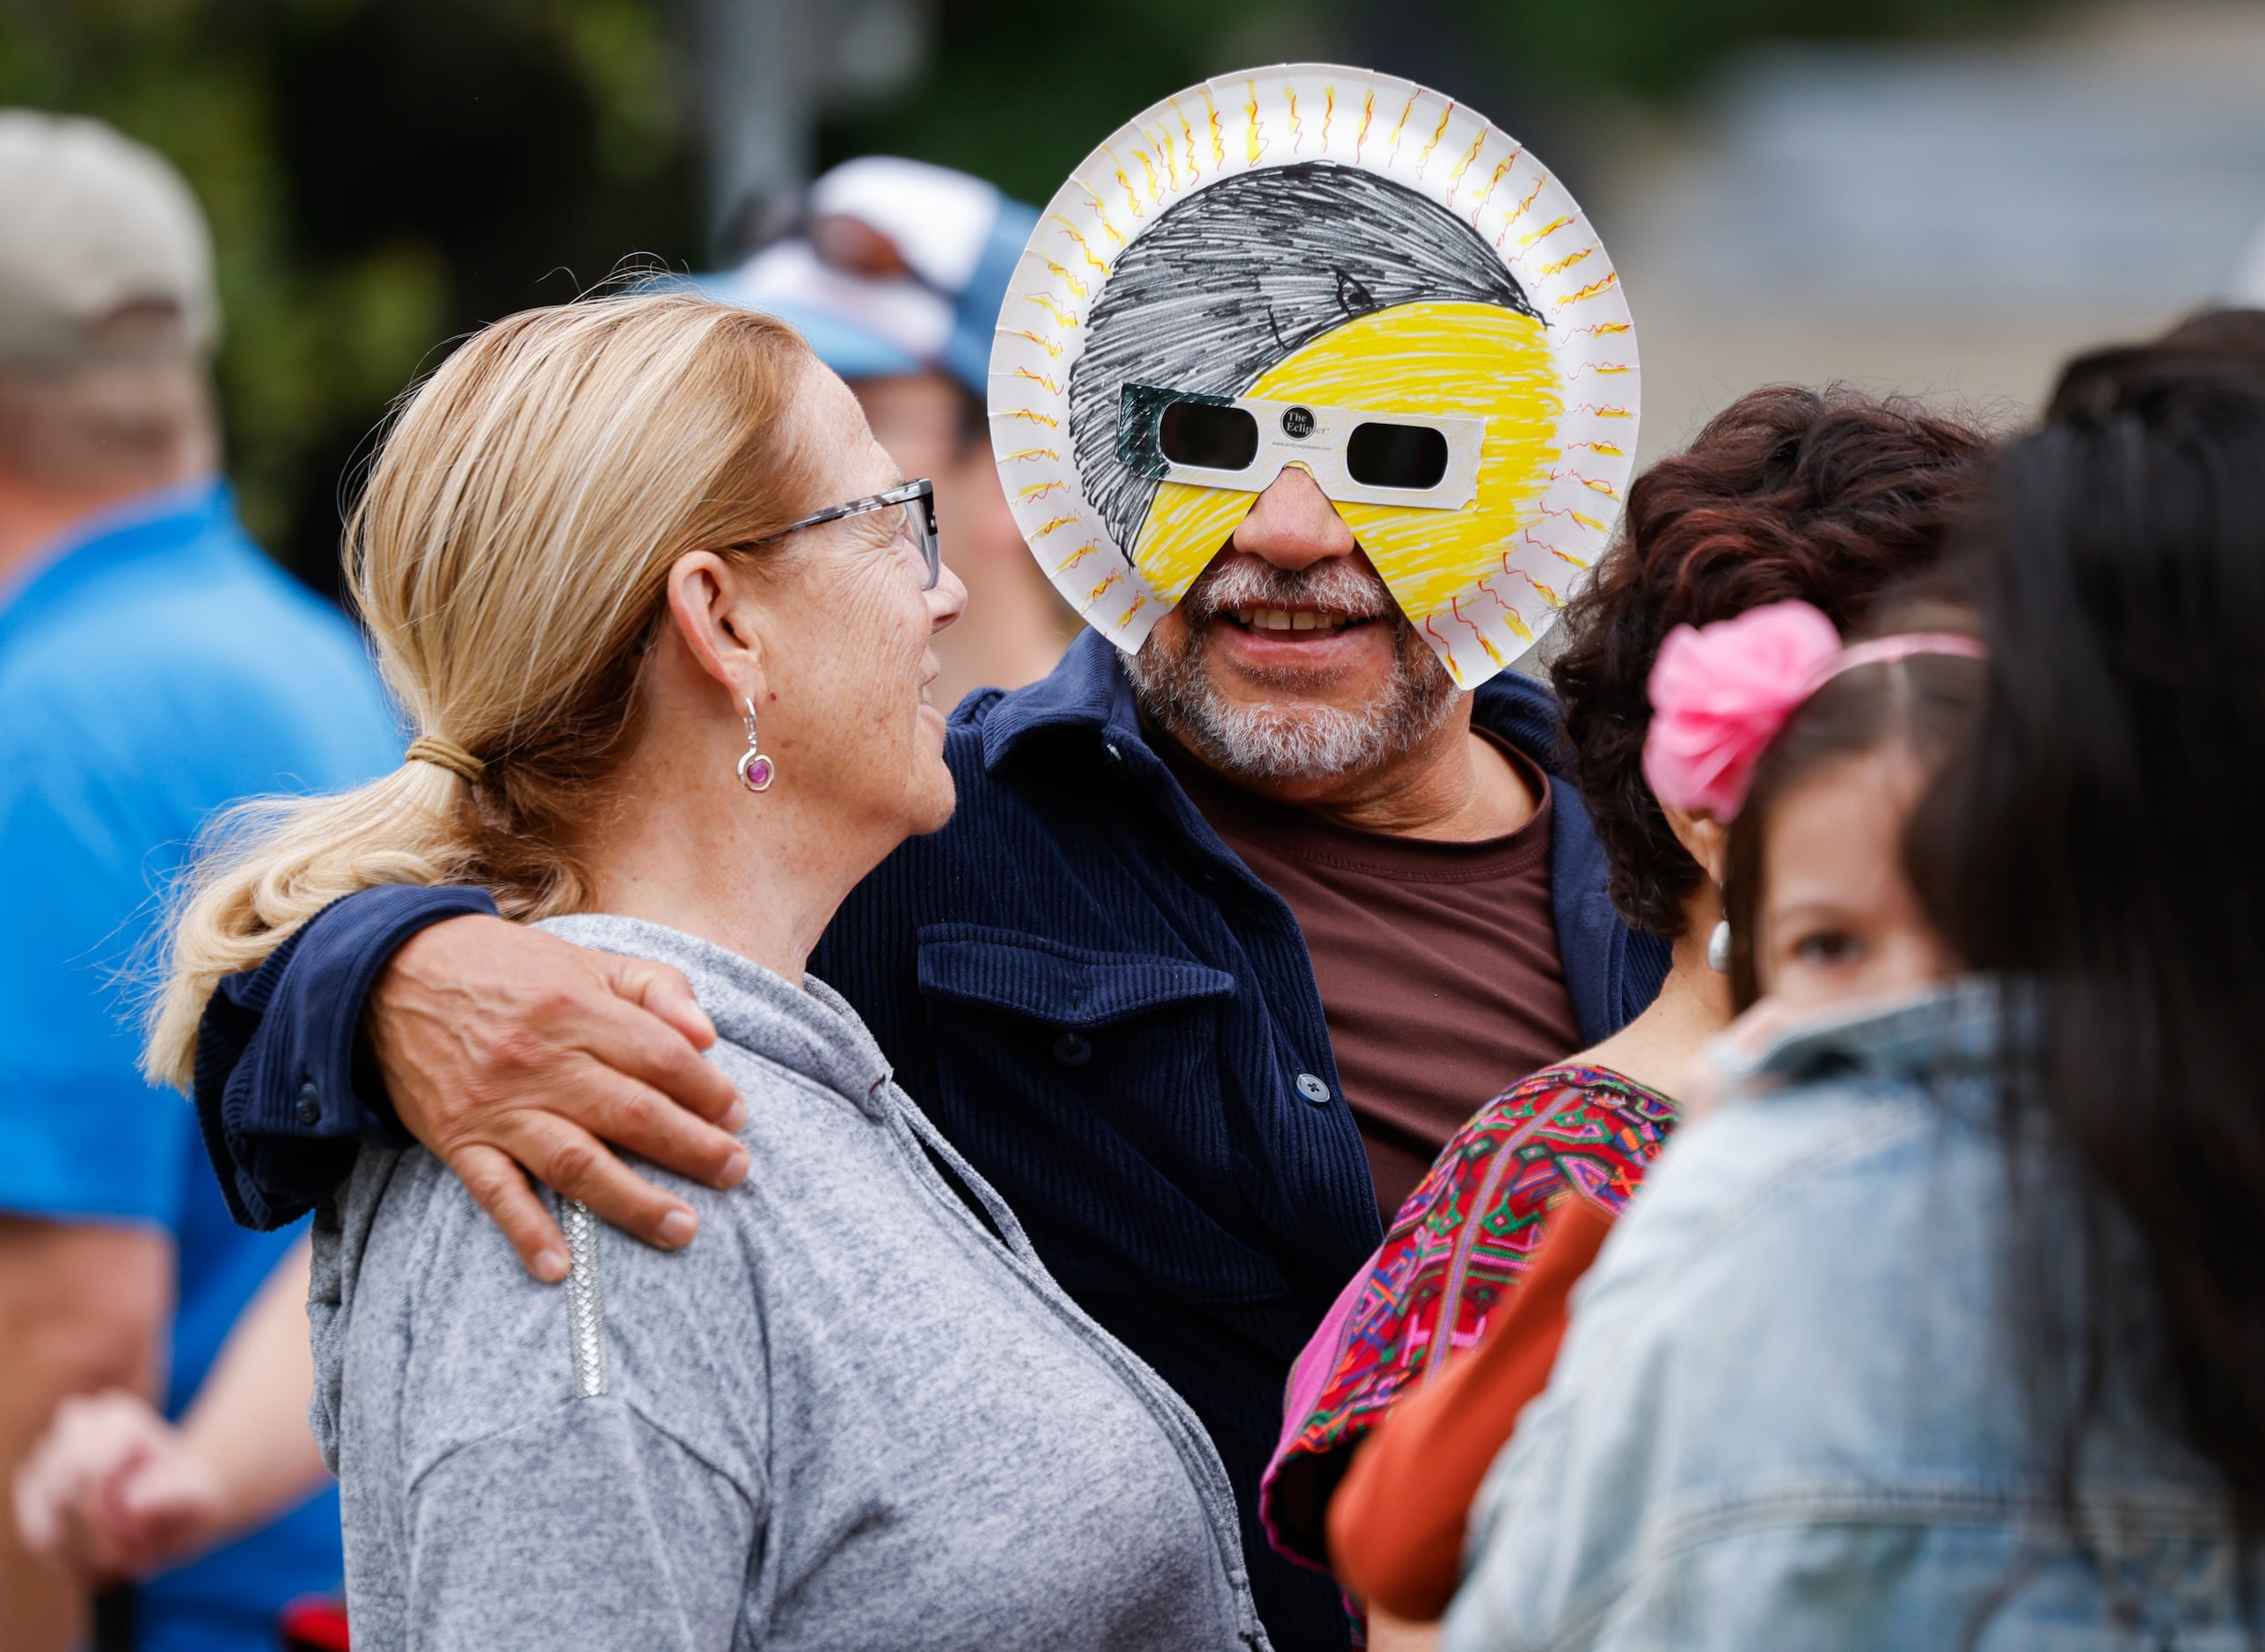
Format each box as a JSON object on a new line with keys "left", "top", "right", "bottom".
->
{"left": 693, "top": 156, "right": 1037, "bottom": 396}
{"left": 0, "top": 110, "right": 218, "bottom": 372}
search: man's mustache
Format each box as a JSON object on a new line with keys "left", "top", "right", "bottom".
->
{"left": 1179, "top": 553, "right": 1402, "bottom": 626}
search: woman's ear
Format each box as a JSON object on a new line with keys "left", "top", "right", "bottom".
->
{"left": 666, "top": 551, "right": 769, "bottom": 705}
{"left": 1661, "top": 801, "right": 1730, "bottom": 889}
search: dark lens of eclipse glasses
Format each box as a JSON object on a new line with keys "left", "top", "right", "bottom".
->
{"left": 1346, "top": 422, "right": 1451, "bottom": 490}
{"left": 1158, "top": 400, "right": 1260, "bottom": 471}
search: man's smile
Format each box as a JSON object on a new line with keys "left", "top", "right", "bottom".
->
{"left": 1229, "top": 605, "right": 1363, "bottom": 637}
{"left": 1205, "top": 601, "right": 1394, "bottom": 680}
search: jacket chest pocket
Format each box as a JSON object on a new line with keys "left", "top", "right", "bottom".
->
{"left": 914, "top": 923, "right": 1280, "bottom": 1301}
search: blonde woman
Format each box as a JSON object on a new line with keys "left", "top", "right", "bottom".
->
{"left": 148, "top": 294, "right": 1268, "bottom": 1651}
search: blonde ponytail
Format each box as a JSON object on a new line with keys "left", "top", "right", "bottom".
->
{"left": 146, "top": 291, "right": 818, "bottom": 1090}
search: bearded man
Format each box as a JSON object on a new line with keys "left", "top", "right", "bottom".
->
{"left": 189, "top": 75, "right": 1664, "bottom": 1652}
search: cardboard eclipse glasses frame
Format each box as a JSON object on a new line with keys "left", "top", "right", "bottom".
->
{"left": 1117, "top": 383, "right": 1486, "bottom": 511}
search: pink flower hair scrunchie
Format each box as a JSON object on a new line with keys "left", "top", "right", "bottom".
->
{"left": 1641, "top": 600, "right": 1986, "bottom": 820}
{"left": 1640, "top": 599, "right": 1843, "bottom": 820}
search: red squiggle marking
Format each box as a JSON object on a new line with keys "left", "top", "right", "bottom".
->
{"left": 1451, "top": 594, "right": 1508, "bottom": 669}
{"left": 1517, "top": 531, "right": 1590, "bottom": 574}
{"left": 1171, "top": 99, "right": 1200, "bottom": 179}
{"left": 1516, "top": 215, "right": 1575, "bottom": 251}
{"left": 1549, "top": 467, "right": 1620, "bottom": 500}
{"left": 1076, "top": 188, "right": 1119, "bottom": 237}
{"left": 1537, "top": 503, "right": 1609, "bottom": 536}
{"left": 1553, "top": 272, "right": 1621, "bottom": 307}
{"left": 1467, "top": 150, "right": 1522, "bottom": 226}
{"left": 1386, "top": 91, "right": 1420, "bottom": 165}
{"left": 1049, "top": 217, "right": 1109, "bottom": 274}
{"left": 1531, "top": 243, "right": 1596, "bottom": 280}
{"left": 1414, "top": 102, "right": 1458, "bottom": 178}
{"left": 1447, "top": 129, "right": 1487, "bottom": 192}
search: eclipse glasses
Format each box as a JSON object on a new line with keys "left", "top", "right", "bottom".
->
{"left": 1117, "top": 383, "right": 1486, "bottom": 510}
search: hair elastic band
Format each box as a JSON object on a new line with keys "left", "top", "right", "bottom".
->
{"left": 405, "top": 735, "right": 485, "bottom": 786}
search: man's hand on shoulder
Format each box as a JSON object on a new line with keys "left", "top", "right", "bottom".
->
{"left": 369, "top": 917, "right": 749, "bottom": 1282}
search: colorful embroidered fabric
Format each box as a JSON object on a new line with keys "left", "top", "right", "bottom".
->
{"left": 1259, "top": 1063, "right": 1679, "bottom": 1571}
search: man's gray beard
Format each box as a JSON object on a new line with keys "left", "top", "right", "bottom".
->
{"left": 1124, "top": 557, "right": 1462, "bottom": 783}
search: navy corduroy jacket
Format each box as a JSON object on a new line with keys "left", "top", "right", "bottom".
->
{"left": 196, "top": 629, "right": 1668, "bottom": 1651}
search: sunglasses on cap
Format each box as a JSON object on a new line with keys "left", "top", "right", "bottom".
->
{"left": 1116, "top": 383, "right": 1486, "bottom": 511}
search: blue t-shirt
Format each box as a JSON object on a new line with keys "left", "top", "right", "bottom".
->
{"left": 0, "top": 480, "right": 399, "bottom": 1652}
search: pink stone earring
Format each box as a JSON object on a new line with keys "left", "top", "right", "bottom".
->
{"left": 737, "top": 698, "right": 776, "bottom": 792}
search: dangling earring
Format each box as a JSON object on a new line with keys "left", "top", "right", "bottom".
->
{"left": 737, "top": 698, "right": 776, "bottom": 792}
{"left": 1706, "top": 919, "right": 1732, "bottom": 974}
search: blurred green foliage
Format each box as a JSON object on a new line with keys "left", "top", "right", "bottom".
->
{"left": 2, "top": 0, "right": 2048, "bottom": 588}
{"left": 0, "top": 0, "right": 700, "bottom": 585}
{"left": 1456, "top": 0, "right": 2056, "bottom": 100}
{"left": 824, "top": 0, "right": 2054, "bottom": 211}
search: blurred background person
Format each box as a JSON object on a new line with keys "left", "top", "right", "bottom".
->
{"left": 692, "top": 154, "right": 1071, "bottom": 707}
{"left": 0, "top": 112, "right": 398, "bottom": 1652}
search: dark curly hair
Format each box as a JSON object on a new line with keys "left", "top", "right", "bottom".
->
{"left": 1551, "top": 384, "right": 1987, "bottom": 937}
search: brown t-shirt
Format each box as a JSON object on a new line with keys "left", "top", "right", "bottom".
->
{"left": 1165, "top": 734, "right": 1583, "bottom": 1219}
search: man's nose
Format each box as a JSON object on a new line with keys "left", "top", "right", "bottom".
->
{"left": 1230, "top": 465, "right": 1357, "bottom": 570}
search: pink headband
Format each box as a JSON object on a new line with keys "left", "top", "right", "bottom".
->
{"left": 1640, "top": 599, "right": 1984, "bottom": 821}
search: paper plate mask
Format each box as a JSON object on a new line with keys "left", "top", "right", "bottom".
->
{"left": 989, "top": 64, "right": 1640, "bottom": 688}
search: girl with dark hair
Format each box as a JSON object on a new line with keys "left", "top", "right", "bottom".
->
{"left": 1255, "top": 387, "right": 1987, "bottom": 1628}
{"left": 1662, "top": 602, "right": 1984, "bottom": 1020}
{"left": 1442, "top": 347, "right": 2265, "bottom": 1648}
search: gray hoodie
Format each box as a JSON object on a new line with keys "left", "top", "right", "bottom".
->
{"left": 309, "top": 914, "right": 1269, "bottom": 1652}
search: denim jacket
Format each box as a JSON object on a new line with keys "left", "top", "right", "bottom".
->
{"left": 1445, "top": 978, "right": 2260, "bottom": 1652}
{"left": 195, "top": 630, "right": 1667, "bottom": 1652}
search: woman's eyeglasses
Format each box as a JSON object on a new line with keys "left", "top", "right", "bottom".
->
{"left": 778, "top": 479, "right": 940, "bottom": 590}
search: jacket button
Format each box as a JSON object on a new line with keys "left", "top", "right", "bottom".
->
{"left": 1052, "top": 1032, "right": 1092, "bottom": 1068}
{"left": 296, "top": 1080, "right": 321, "bottom": 1125}
{"left": 1295, "top": 1072, "right": 1332, "bottom": 1106}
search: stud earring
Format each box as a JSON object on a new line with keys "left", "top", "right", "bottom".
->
{"left": 1706, "top": 919, "right": 1732, "bottom": 974}
{"left": 737, "top": 698, "right": 776, "bottom": 792}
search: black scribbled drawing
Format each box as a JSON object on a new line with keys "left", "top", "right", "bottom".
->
{"left": 1066, "top": 161, "right": 1541, "bottom": 559}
